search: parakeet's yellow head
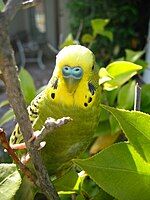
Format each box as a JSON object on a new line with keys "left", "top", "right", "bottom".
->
{"left": 47, "top": 45, "right": 100, "bottom": 108}
{"left": 53, "top": 45, "right": 95, "bottom": 93}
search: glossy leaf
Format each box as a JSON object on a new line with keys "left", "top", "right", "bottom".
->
{"left": 102, "top": 61, "right": 142, "bottom": 90}
{"left": 0, "top": 164, "right": 21, "bottom": 200}
{"left": 74, "top": 143, "right": 150, "bottom": 200}
{"left": 117, "top": 80, "right": 135, "bottom": 109}
{"left": 99, "top": 68, "right": 112, "bottom": 85}
{"left": 101, "top": 104, "right": 150, "bottom": 162}
{"left": 19, "top": 68, "right": 36, "bottom": 105}
{"left": 0, "top": 109, "right": 14, "bottom": 126}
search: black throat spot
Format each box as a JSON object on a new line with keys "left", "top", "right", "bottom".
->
{"left": 88, "top": 82, "right": 96, "bottom": 96}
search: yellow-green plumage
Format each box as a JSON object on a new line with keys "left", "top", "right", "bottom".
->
{"left": 10, "top": 45, "right": 101, "bottom": 176}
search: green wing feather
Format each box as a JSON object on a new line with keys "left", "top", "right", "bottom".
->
{"left": 9, "top": 92, "right": 43, "bottom": 145}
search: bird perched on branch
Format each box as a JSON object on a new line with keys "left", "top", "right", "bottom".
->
{"left": 10, "top": 45, "right": 101, "bottom": 177}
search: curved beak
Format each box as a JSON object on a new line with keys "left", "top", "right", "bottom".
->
{"left": 62, "top": 66, "right": 83, "bottom": 93}
{"left": 64, "top": 77, "right": 81, "bottom": 93}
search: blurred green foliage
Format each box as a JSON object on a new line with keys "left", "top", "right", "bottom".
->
{"left": 67, "top": 0, "right": 150, "bottom": 64}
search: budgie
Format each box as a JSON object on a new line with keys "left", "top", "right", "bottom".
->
{"left": 10, "top": 45, "right": 101, "bottom": 177}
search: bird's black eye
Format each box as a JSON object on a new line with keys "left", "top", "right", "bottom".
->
{"left": 92, "top": 65, "right": 94, "bottom": 70}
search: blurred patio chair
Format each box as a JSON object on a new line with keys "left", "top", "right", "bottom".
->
{"left": 11, "top": 31, "right": 46, "bottom": 69}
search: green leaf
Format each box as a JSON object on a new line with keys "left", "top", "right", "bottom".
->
{"left": 74, "top": 142, "right": 150, "bottom": 200}
{"left": 0, "top": 0, "right": 4, "bottom": 12}
{"left": 99, "top": 68, "right": 112, "bottom": 85}
{"left": 95, "top": 120, "right": 111, "bottom": 137}
{"left": 0, "top": 100, "right": 9, "bottom": 108}
{"left": 19, "top": 68, "right": 36, "bottom": 105}
{"left": 53, "top": 169, "right": 78, "bottom": 192}
{"left": 76, "top": 195, "right": 84, "bottom": 200}
{"left": 117, "top": 80, "right": 135, "bottom": 109}
{"left": 109, "top": 115, "right": 120, "bottom": 135}
{"left": 59, "top": 34, "right": 78, "bottom": 49}
{"left": 91, "top": 19, "right": 110, "bottom": 37}
{"left": 102, "top": 61, "right": 142, "bottom": 90}
{"left": 81, "top": 34, "right": 94, "bottom": 44}
{"left": 106, "top": 89, "right": 119, "bottom": 106}
{"left": 100, "top": 30, "right": 113, "bottom": 41}
{"left": 125, "top": 49, "right": 145, "bottom": 62}
{"left": 101, "top": 104, "right": 150, "bottom": 162}
{"left": 99, "top": 107, "right": 109, "bottom": 122}
{"left": 135, "top": 59, "right": 148, "bottom": 69}
{"left": 81, "top": 176, "right": 113, "bottom": 200}
{"left": 0, "top": 164, "right": 22, "bottom": 200}
{"left": 0, "top": 109, "right": 14, "bottom": 126}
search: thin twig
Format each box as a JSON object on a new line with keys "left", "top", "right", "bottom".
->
{"left": 75, "top": 20, "right": 83, "bottom": 41}
{"left": 134, "top": 82, "right": 141, "bottom": 111}
{"left": 0, "top": 128, "right": 36, "bottom": 184}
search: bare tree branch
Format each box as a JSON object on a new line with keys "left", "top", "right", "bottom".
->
{"left": 3, "top": 0, "right": 43, "bottom": 24}
{"left": 3, "top": 0, "right": 23, "bottom": 24}
{"left": 0, "top": 0, "right": 59, "bottom": 199}
{"left": 22, "top": 0, "right": 42, "bottom": 9}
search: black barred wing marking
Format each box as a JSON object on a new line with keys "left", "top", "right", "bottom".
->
{"left": 10, "top": 92, "right": 43, "bottom": 145}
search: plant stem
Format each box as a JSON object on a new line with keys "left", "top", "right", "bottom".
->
{"left": 134, "top": 82, "right": 141, "bottom": 111}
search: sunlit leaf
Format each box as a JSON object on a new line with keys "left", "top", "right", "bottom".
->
{"left": 101, "top": 104, "right": 150, "bottom": 162}
{"left": 74, "top": 143, "right": 150, "bottom": 200}
{"left": 101, "top": 61, "right": 142, "bottom": 90}
{"left": 99, "top": 68, "right": 113, "bottom": 85}
{"left": 91, "top": 19, "right": 110, "bottom": 37}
